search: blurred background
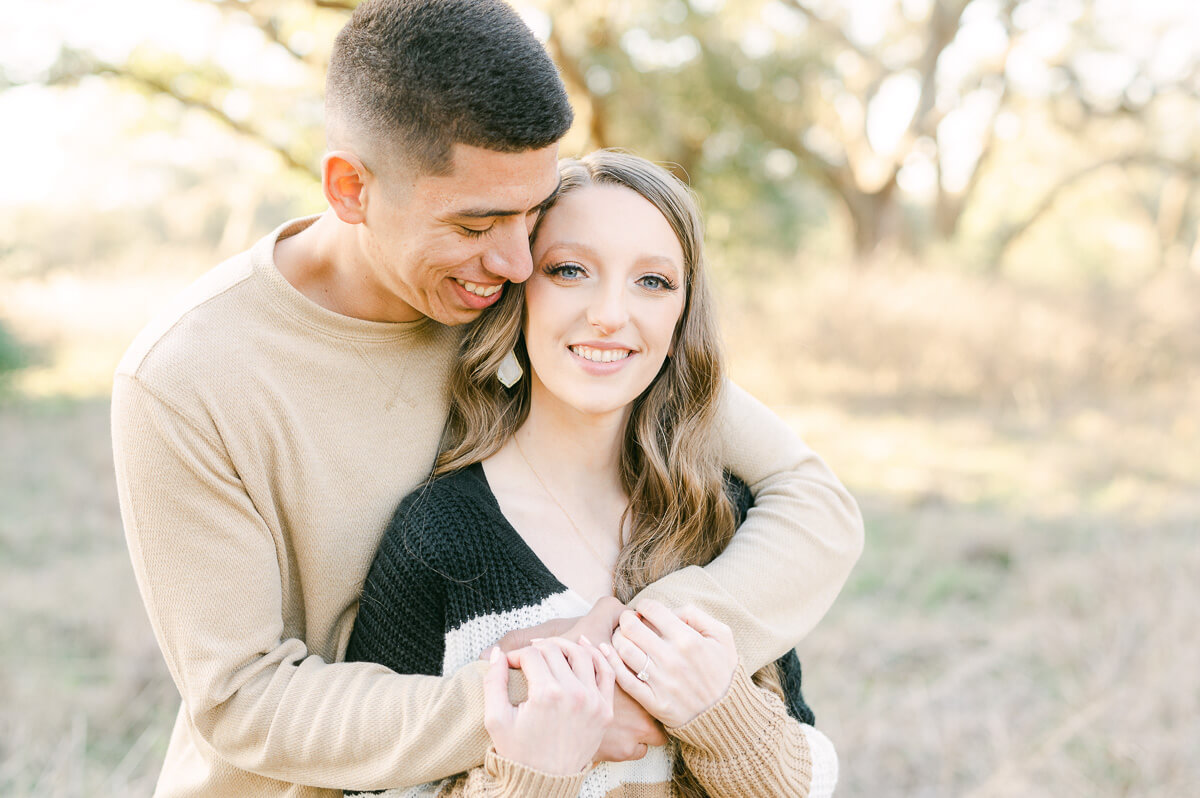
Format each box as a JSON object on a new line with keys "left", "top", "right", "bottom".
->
{"left": 1, "top": 0, "right": 1197, "bottom": 795}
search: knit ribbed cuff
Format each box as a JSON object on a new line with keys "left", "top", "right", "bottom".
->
{"left": 668, "top": 662, "right": 784, "bottom": 759}
{"left": 484, "top": 748, "right": 590, "bottom": 798}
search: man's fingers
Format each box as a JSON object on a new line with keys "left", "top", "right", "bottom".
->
{"left": 674, "top": 604, "right": 733, "bottom": 645}
{"left": 495, "top": 616, "right": 579, "bottom": 653}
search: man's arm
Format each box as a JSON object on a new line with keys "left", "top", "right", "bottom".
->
{"left": 630, "top": 380, "right": 864, "bottom": 671}
{"left": 112, "top": 374, "right": 490, "bottom": 791}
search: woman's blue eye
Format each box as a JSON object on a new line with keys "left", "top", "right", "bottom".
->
{"left": 547, "top": 263, "right": 585, "bottom": 279}
{"left": 639, "top": 274, "right": 677, "bottom": 291}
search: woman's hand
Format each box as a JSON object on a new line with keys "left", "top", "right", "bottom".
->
{"left": 601, "top": 599, "right": 738, "bottom": 729}
{"left": 483, "top": 638, "right": 615, "bottom": 775}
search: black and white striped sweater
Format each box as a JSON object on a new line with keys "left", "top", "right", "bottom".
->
{"left": 345, "top": 463, "right": 836, "bottom": 797}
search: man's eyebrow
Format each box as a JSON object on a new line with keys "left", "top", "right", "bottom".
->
{"left": 451, "top": 177, "right": 562, "bottom": 219}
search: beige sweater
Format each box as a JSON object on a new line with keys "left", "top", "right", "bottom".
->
{"left": 111, "top": 216, "right": 863, "bottom": 797}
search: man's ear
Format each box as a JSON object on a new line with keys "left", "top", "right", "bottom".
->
{"left": 323, "top": 150, "right": 370, "bottom": 224}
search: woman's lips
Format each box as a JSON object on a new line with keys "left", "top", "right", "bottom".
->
{"left": 567, "top": 344, "right": 635, "bottom": 374}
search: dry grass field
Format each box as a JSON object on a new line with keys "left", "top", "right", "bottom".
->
{"left": 1, "top": 261, "right": 1197, "bottom": 796}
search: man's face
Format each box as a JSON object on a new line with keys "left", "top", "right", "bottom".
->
{"left": 359, "top": 143, "right": 560, "bottom": 326}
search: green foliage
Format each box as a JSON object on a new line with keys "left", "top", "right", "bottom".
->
{"left": 0, "top": 319, "right": 29, "bottom": 382}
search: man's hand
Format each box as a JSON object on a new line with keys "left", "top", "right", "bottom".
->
{"left": 481, "top": 597, "right": 664, "bottom": 760}
{"left": 488, "top": 596, "right": 627, "bottom": 654}
{"left": 593, "top": 679, "right": 668, "bottom": 762}
{"left": 491, "top": 617, "right": 576, "bottom": 654}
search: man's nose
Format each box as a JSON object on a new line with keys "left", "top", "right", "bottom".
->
{"left": 481, "top": 220, "right": 534, "bottom": 283}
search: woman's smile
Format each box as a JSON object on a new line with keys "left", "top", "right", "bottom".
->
{"left": 524, "top": 184, "right": 685, "bottom": 420}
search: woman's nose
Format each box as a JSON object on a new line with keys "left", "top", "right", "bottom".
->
{"left": 587, "top": 286, "right": 629, "bottom": 335}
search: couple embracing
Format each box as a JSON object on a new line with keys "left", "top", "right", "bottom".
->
{"left": 111, "top": 1, "right": 864, "bottom": 796}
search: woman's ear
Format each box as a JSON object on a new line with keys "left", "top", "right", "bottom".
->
{"left": 322, "top": 150, "right": 371, "bottom": 224}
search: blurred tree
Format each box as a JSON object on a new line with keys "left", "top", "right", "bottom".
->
{"left": 6, "top": 0, "right": 1200, "bottom": 272}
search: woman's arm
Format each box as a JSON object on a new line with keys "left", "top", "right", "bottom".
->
{"left": 632, "top": 380, "right": 864, "bottom": 670}
{"left": 414, "top": 641, "right": 613, "bottom": 798}
{"left": 670, "top": 664, "right": 838, "bottom": 798}
{"left": 603, "top": 600, "right": 838, "bottom": 798}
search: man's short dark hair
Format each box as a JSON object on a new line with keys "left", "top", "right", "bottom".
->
{"left": 325, "top": 0, "right": 574, "bottom": 175}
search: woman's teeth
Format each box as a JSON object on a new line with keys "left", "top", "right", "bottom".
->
{"left": 571, "top": 346, "right": 632, "bottom": 363}
{"left": 454, "top": 278, "right": 502, "bottom": 297}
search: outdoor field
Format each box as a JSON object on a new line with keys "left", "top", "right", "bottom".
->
{"left": 4, "top": 0, "right": 1200, "bottom": 795}
{"left": 2, "top": 261, "right": 1196, "bottom": 796}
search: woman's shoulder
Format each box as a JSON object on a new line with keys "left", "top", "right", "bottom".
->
{"left": 379, "top": 464, "right": 498, "bottom": 562}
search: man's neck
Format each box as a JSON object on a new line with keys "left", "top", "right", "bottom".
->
{"left": 273, "top": 211, "right": 421, "bottom": 323}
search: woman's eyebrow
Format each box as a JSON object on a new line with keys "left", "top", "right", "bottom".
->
{"left": 635, "top": 254, "right": 682, "bottom": 270}
{"left": 539, "top": 240, "right": 599, "bottom": 259}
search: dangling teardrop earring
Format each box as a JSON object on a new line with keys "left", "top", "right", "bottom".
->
{"left": 496, "top": 348, "right": 523, "bottom": 388}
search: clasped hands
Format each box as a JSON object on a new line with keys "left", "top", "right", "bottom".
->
{"left": 481, "top": 596, "right": 739, "bottom": 776}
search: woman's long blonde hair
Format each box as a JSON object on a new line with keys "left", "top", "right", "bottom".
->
{"left": 436, "top": 149, "right": 735, "bottom": 600}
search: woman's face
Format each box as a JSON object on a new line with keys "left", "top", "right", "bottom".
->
{"left": 525, "top": 183, "right": 687, "bottom": 423}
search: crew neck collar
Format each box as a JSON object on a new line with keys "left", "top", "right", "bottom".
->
{"left": 251, "top": 215, "right": 431, "bottom": 342}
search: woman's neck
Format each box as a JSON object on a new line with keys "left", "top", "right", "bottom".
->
{"left": 480, "top": 384, "right": 631, "bottom": 602}
{"left": 513, "top": 390, "right": 628, "bottom": 497}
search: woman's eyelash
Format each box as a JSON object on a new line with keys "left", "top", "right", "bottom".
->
{"left": 641, "top": 274, "right": 678, "bottom": 291}
{"left": 461, "top": 226, "right": 492, "bottom": 238}
{"left": 544, "top": 262, "right": 585, "bottom": 278}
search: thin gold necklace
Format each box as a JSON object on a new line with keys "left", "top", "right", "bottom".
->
{"left": 512, "top": 434, "right": 613, "bottom": 572}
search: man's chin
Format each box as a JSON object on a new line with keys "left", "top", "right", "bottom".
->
{"left": 425, "top": 302, "right": 486, "bottom": 327}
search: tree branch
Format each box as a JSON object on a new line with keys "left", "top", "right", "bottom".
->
{"left": 992, "top": 153, "right": 1200, "bottom": 267}
{"left": 906, "top": 0, "right": 971, "bottom": 141}
{"left": 215, "top": 1, "right": 327, "bottom": 69}
{"left": 778, "top": 0, "right": 885, "bottom": 71}
{"left": 89, "top": 61, "right": 320, "bottom": 181}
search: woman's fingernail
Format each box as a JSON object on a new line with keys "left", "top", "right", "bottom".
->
{"left": 579, "top": 634, "right": 593, "bottom": 647}
{"left": 530, "top": 637, "right": 544, "bottom": 644}
{"left": 489, "top": 647, "right": 500, "bottom": 663}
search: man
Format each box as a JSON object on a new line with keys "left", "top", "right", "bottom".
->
{"left": 111, "top": 1, "right": 864, "bottom": 796}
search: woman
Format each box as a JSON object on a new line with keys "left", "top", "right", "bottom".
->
{"left": 346, "top": 151, "right": 838, "bottom": 796}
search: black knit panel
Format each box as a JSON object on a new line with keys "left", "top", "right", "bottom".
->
{"left": 348, "top": 463, "right": 817, "bottom": 727}
{"left": 346, "top": 464, "right": 567, "bottom": 676}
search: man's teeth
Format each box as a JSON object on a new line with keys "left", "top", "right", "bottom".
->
{"left": 570, "top": 346, "right": 632, "bottom": 363}
{"left": 454, "top": 278, "right": 502, "bottom": 297}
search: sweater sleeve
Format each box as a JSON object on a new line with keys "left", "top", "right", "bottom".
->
{"left": 111, "top": 374, "right": 491, "bottom": 792}
{"left": 435, "top": 750, "right": 590, "bottom": 798}
{"left": 670, "top": 664, "right": 838, "bottom": 798}
{"left": 345, "top": 490, "right": 453, "bottom": 678}
{"left": 631, "top": 379, "right": 864, "bottom": 670}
